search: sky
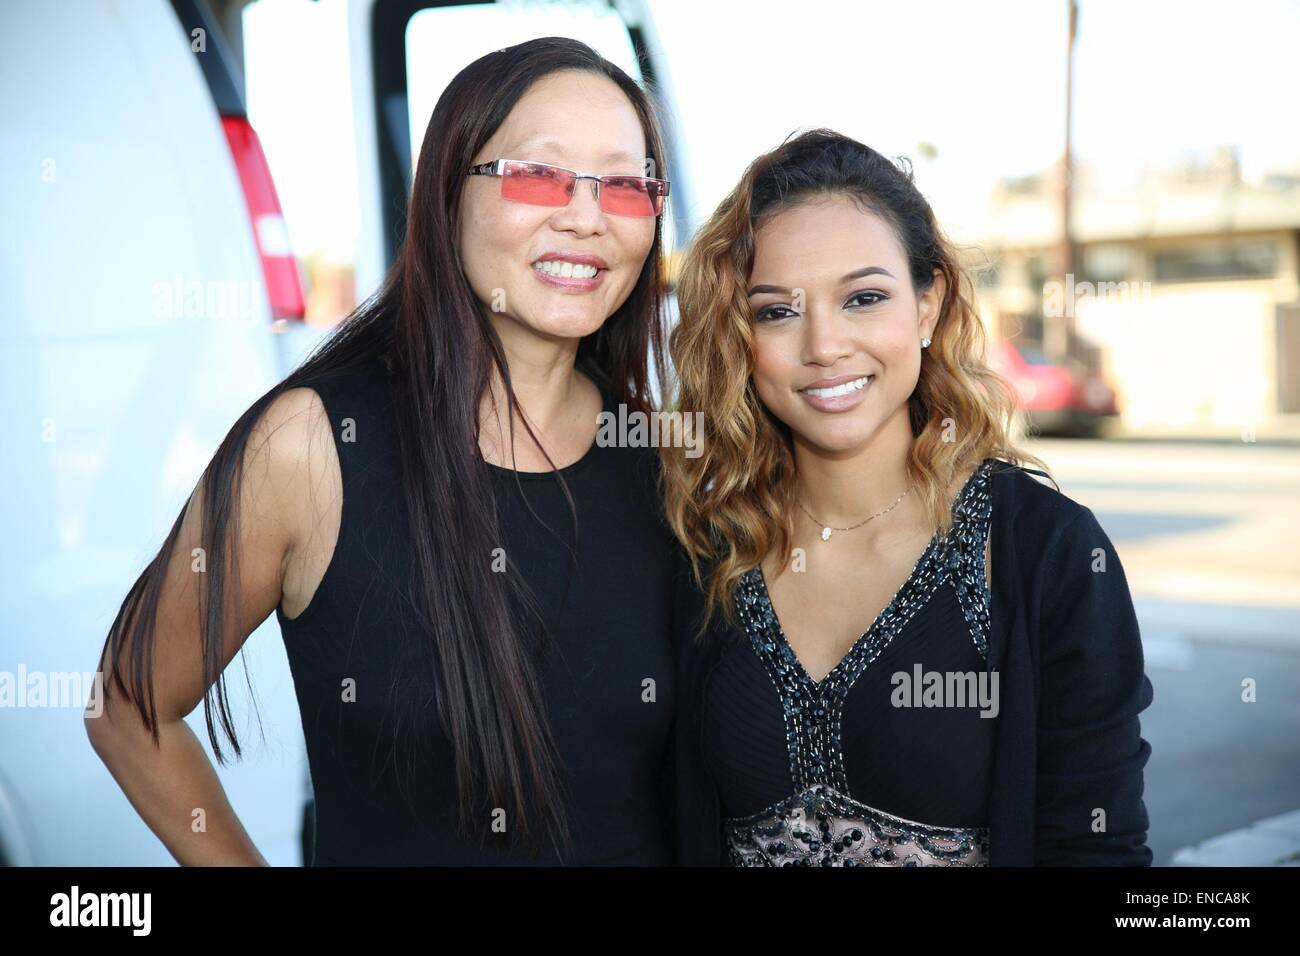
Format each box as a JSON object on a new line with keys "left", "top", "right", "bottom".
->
{"left": 242, "top": 0, "right": 1300, "bottom": 269}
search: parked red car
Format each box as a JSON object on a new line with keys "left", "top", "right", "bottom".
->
{"left": 988, "top": 339, "right": 1119, "bottom": 437}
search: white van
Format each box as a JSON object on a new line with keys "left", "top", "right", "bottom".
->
{"left": 0, "top": 0, "right": 315, "bottom": 865}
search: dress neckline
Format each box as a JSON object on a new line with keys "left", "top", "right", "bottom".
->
{"left": 481, "top": 383, "right": 616, "bottom": 482}
{"left": 744, "top": 459, "right": 994, "bottom": 692}
{"left": 753, "top": 535, "right": 941, "bottom": 690}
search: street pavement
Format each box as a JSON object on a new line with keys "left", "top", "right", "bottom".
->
{"left": 1024, "top": 438, "right": 1300, "bottom": 866}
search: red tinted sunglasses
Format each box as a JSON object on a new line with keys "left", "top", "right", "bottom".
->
{"left": 467, "top": 159, "right": 670, "bottom": 218}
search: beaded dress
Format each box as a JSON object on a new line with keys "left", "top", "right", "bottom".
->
{"left": 702, "top": 460, "right": 998, "bottom": 866}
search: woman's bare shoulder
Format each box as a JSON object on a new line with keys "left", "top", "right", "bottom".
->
{"left": 249, "top": 386, "right": 343, "bottom": 619}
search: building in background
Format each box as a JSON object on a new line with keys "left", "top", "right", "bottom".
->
{"left": 967, "top": 147, "right": 1300, "bottom": 436}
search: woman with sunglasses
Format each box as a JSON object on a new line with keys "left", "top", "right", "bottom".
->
{"left": 87, "top": 38, "right": 678, "bottom": 865}
{"left": 662, "top": 129, "right": 1154, "bottom": 866}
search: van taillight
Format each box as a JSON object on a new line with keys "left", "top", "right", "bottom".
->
{"left": 220, "top": 115, "right": 305, "bottom": 322}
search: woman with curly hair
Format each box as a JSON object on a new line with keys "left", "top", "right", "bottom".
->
{"left": 662, "top": 129, "right": 1154, "bottom": 867}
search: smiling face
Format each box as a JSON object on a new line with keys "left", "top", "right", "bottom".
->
{"left": 747, "top": 194, "right": 943, "bottom": 458}
{"left": 458, "top": 69, "right": 657, "bottom": 348}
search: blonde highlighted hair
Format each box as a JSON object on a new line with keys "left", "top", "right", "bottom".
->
{"left": 660, "top": 129, "right": 1049, "bottom": 632}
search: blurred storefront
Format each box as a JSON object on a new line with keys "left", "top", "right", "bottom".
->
{"left": 966, "top": 147, "right": 1300, "bottom": 436}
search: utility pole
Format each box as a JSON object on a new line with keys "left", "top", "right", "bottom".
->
{"left": 1048, "top": 0, "right": 1079, "bottom": 362}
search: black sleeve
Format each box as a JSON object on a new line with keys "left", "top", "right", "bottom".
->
{"left": 661, "top": 546, "right": 687, "bottom": 865}
{"left": 1033, "top": 506, "right": 1155, "bottom": 866}
{"left": 667, "top": 548, "right": 730, "bottom": 866}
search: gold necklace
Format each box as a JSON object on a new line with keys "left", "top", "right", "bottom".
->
{"left": 798, "top": 485, "right": 913, "bottom": 541}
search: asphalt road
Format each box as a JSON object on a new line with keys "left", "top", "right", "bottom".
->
{"left": 1025, "top": 438, "right": 1300, "bottom": 865}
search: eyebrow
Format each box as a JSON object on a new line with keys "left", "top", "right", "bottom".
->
{"left": 508, "top": 136, "right": 645, "bottom": 167}
{"left": 747, "top": 266, "right": 896, "bottom": 296}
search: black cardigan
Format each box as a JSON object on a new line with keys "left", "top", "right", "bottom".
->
{"left": 669, "top": 460, "right": 1155, "bottom": 866}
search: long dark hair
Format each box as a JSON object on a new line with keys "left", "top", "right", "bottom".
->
{"left": 96, "top": 37, "right": 670, "bottom": 854}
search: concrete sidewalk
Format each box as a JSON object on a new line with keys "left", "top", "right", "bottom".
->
{"left": 1171, "top": 809, "right": 1300, "bottom": 866}
{"left": 1100, "top": 414, "right": 1300, "bottom": 446}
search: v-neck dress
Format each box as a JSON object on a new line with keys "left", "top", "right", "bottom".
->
{"left": 701, "top": 459, "right": 999, "bottom": 866}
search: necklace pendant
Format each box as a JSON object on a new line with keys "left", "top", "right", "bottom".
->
{"left": 821, "top": 526, "right": 832, "bottom": 542}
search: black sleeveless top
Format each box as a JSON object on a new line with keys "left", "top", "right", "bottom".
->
{"left": 701, "top": 460, "right": 999, "bottom": 866}
{"left": 275, "top": 353, "right": 677, "bottom": 865}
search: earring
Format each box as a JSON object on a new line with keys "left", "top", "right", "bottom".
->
{"left": 921, "top": 337, "right": 931, "bottom": 348}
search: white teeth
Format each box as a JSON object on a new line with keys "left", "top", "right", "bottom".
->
{"left": 533, "top": 260, "right": 599, "bottom": 279}
{"left": 802, "top": 375, "right": 872, "bottom": 398}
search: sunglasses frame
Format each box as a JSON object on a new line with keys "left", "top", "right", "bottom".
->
{"left": 466, "top": 158, "right": 671, "bottom": 217}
